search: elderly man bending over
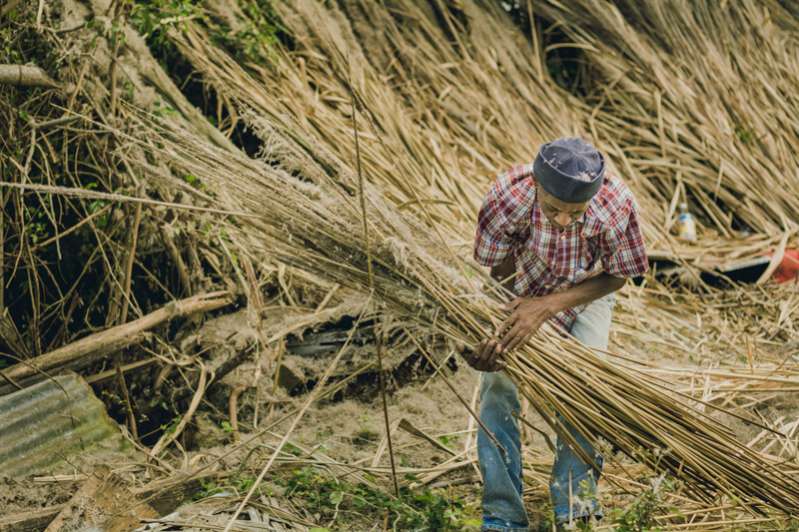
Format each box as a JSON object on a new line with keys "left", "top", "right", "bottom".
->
{"left": 465, "top": 138, "right": 649, "bottom": 531}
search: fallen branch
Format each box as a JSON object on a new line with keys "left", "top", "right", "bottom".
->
{"left": 149, "top": 361, "right": 207, "bottom": 459}
{"left": 0, "top": 291, "right": 232, "bottom": 395}
{"left": 0, "top": 64, "right": 58, "bottom": 88}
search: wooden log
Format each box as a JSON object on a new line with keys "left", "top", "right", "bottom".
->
{"left": 0, "top": 291, "right": 232, "bottom": 396}
{"left": 0, "top": 64, "right": 58, "bottom": 88}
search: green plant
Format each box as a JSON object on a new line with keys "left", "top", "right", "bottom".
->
{"left": 735, "top": 125, "right": 754, "bottom": 145}
{"left": 87, "top": 199, "right": 110, "bottom": 228}
{"left": 160, "top": 414, "right": 181, "bottom": 435}
{"left": 152, "top": 100, "right": 178, "bottom": 117}
{"left": 193, "top": 478, "right": 226, "bottom": 500}
{"left": 353, "top": 423, "right": 379, "bottom": 447}
{"left": 534, "top": 500, "right": 556, "bottom": 531}
{"left": 208, "top": 0, "right": 282, "bottom": 64}
{"left": 23, "top": 206, "right": 50, "bottom": 244}
{"left": 192, "top": 474, "right": 269, "bottom": 501}
{"left": 611, "top": 475, "right": 672, "bottom": 532}
{"left": 280, "top": 466, "right": 477, "bottom": 530}
{"left": 130, "top": 0, "right": 201, "bottom": 58}
{"left": 131, "top": 0, "right": 281, "bottom": 68}
{"left": 438, "top": 434, "right": 456, "bottom": 446}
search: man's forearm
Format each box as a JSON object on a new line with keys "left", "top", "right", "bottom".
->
{"left": 545, "top": 273, "right": 626, "bottom": 313}
{"left": 493, "top": 271, "right": 625, "bottom": 353}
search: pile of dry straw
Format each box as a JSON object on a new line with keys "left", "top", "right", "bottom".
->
{"left": 99, "top": 0, "right": 799, "bottom": 517}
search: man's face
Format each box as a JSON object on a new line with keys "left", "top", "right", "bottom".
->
{"left": 537, "top": 185, "right": 590, "bottom": 230}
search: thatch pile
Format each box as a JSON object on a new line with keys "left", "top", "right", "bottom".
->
{"left": 112, "top": 79, "right": 799, "bottom": 517}
{"left": 534, "top": 0, "right": 799, "bottom": 263}
{"left": 2, "top": 0, "right": 799, "bottom": 528}
{"left": 163, "top": 0, "right": 799, "bottom": 270}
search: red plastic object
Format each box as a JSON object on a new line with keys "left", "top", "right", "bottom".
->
{"left": 773, "top": 249, "right": 799, "bottom": 284}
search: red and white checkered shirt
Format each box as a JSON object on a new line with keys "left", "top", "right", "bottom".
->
{"left": 474, "top": 163, "right": 648, "bottom": 332}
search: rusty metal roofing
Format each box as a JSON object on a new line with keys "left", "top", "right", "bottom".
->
{"left": 0, "top": 373, "right": 128, "bottom": 477}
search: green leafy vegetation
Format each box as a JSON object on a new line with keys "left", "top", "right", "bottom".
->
{"left": 208, "top": 0, "right": 283, "bottom": 64}
{"left": 281, "top": 466, "right": 480, "bottom": 530}
{"left": 610, "top": 476, "right": 674, "bottom": 532}
{"left": 735, "top": 125, "right": 754, "bottom": 145}
{"left": 352, "top": 428, "right": 380, "bottom": 447}
{"left": 130, "top": 0, "right": 201, "bottom": 63}
{"left": 159, "top": 414, "right": 181, "bottom": 435}
{"left": 130, "top": 0, "right": 281, "bottom": 67}
{"left": 193, "top": 474, "right": 270, "bottom": 501}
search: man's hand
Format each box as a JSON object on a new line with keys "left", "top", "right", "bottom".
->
{"left": 498, "top": 295, "right": 560, "bottom": 352}
{"left": 458, "top": 295, "right": 563, "bottom": 372}
{"left": 459, "top": 338, "right": 507, "bottom": 372}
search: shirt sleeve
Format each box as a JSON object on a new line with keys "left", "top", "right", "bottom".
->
{"left": 601, "top": 201, "right": 649, "bottom": 278}
{"left": 473, "top": 174, "right": 518, "bottom": 267}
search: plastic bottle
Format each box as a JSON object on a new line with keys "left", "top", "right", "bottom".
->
{"left": 675, "top": 202, "right": 697, "bottom": 242}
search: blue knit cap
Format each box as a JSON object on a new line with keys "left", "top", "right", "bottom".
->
{"left": 533, "top": 137, "right": 605, "bottom": 203}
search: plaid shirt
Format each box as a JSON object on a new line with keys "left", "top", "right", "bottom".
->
{"left": 474, "top": 163, "right": 648, "bottom": 332}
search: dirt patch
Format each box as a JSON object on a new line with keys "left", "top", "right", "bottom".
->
{"left": 288, "top": 363, "right": 481, "bottom": 468}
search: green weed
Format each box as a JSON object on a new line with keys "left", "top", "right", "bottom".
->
{"left": 610, "top": 475, "right": 673, "bottom": 532}
{"left": 192, "top": 473, "right": 271, "bottom": 501}
{"left": 281, "top": 466, "right": 478, "bottom": 530}
{"left": 735, "top": 125, "right": 754, "bottom": 145}
{"left": 130, "top": 0, "right": 200, "bottom": 60}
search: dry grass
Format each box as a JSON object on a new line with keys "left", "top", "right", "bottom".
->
{"left": 106, "top": 96, "right": 799, "bottom": 515}
{"left": 106, "top": 0, "right": 799, "bottom": 521}
{"left": 4, "top": 0, "right": 799, "bottom": 527}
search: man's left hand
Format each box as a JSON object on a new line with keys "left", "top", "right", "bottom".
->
{"left": 498, "top": 296, "right": 560, "bottom": 352}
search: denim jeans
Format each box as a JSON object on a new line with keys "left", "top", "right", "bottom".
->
{"left": 478, "top": 294, "right": 614, "bottom": 530}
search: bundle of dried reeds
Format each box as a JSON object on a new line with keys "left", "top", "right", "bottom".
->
{"left": 87, "top": 0, "right": 799, "bottom": 515}
{"left": 533, "top": 0, "right": 799, "bottom": 248}
{"left": 161, "top": 0, "right": 796, "bottom": 274}
{"left": 111, "top": 107, "right": 799, "bottom": 513}
{"left": 5, "top": 0, "right": 798, "bottom": 527}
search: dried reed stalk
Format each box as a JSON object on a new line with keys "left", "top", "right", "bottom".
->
{"left": 110, "top": 110, "right": 799, "bottom": 514}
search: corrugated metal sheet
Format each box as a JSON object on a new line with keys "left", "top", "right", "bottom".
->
{"left": 0, "top": 373, "right": 127, "bottom": 477}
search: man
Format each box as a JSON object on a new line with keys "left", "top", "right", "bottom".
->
{"left": 466, "top": 138, "right": 648, "bottom": 531}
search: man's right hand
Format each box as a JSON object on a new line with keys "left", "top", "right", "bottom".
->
{"left": 460, "top": 338, "right": 506, "bottom": 372}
